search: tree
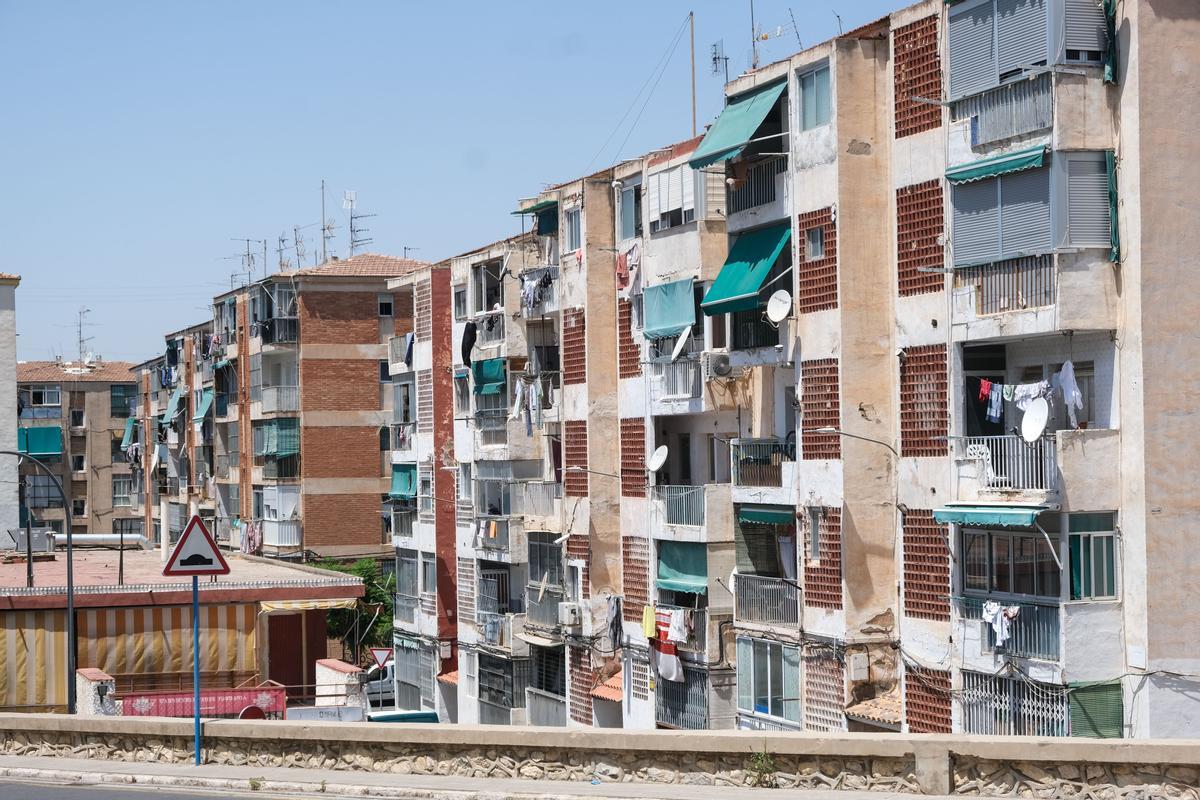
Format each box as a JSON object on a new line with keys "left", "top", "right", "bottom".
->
{"left": 318, "top": 558, "right": 393, "bottom": 664}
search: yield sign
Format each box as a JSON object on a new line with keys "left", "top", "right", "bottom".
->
{"left": 369, "top": 647, "right": 393, "bottom": 669}
{"left": 163, "top": 515, "right": 231, "bottom": 577}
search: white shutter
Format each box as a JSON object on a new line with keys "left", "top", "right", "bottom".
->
{"left": 952, "top": 179, "right": 1001, "bottom": 266}
{"left": 664, "top": 167, "right": 683, "bottom": 213}
{"left": 736, "top": 638, "right": 753, "bottom": 712}
{"left": 949, "top": 1, "right": 996, "bottom": 98}
{"left": 1067, "top": 156, "right": 1110, "bottom": 247}
{"left": 1065, "top": 0, "right": 1106, "bottom": 51}
{"left": 681, "top": 164, "right": 696, "bottom": 213}
{"left": 646, "top": 171, "right": 661, "bottom": 225}
{"left": 999, "top": 166, "right": 1052, "bottom": 258}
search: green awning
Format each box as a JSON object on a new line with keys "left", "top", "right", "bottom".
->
{"left": 1102, "top": 0, "right": 1118, "bottom": 85}
{"left": 933, "top": 504, "right": 1047, "bottom": 528}
{"left": 120, "top": 418, "right": 137, "bottom": 451}
{"left": 512, "top": 199, "right": 557, "bottom": 216}
{"left": 192, "top": 388, "right": 214, "bottom": 423}
{"left": 389, "top": 464, "right": 417, "bottom": 500}
{"left": 472, "top": 358, "right": 506, "bottom": 395}
{"left": 213, "top": 359, "right": 231, "bottom": 370}
{"left": 160, "top": 385, "right": 185, "bottom": 424}
{"left": 643, "top": 279, "right": 695, "bottom": 340}
{"left": 701, "top": 223, "right": 792, "bottom": 316}
{"left": 656, "top": 541, "right": 708, "bottom": 594}
{"left": 257, "top": 418, "right": 300, "bottom": 458}
{"left": 945, "top": 145, "right": 1047, "bottom": 184}
{"left": 18, "top": 427, "right": 63, "bottom": 457}
{"left": 689, "top": 80, "right": 787, "bottom": 169}
{"left": 738, "top": 505, "right": 795, "bottom": 526}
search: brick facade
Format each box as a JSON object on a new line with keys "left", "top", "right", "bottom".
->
{"left": 619, "top": 418, "right": 646, "bottom": 498}
{"left": 301, "top": 426, "right": 380, "bottom": 479}
{"left": 563, "top": 420, "right": 588, "bottom": 497}
{"left": 415, "top": 278, "right": 432, "bottom": 342}
{"left": 899, "top": 344, "right": 948, "bottom": 457}
{"left": 902, "top": 509, "right": 950, "bottom": 621}
{"left": 893, "top": 15, "right": 942, "bottom": 139}
{"left": 562, "top": 308, "right": 587, "bottom": 386}
{"left": 622, "top": 535, "right": 650, "bottom": 623}
{"left": 796, "top": 207, "right": 838, "bottom": 313}
{"left": 298, "top": 291, "right": 382, "bottom": 344}
{"left": 804, "top": 652, "right": 847, "bottom": 732}
{"left": 800, "top": 358, "right": 841, "bottom": 460}
{"left": 617, "top": 299, "right": 641, "bottom": 379}
{"left": 301, "top": 492, "right": 381, "bottom": 549}
{"left": 896, "top": 180, "right": 945, "bottom": 297}
{"left": 300, "top": 359, "right": 380, "bottom": 412}
{"left": 568, "top": 643, "right": 595, "bottom": 725}
{"left": 803, "top": 507, "right": 843, "bottom": 610}
{"left": 904, "top": 667, "right": 952, "bottom": 733}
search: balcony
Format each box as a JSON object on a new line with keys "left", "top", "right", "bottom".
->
{"left": 214, "top": 392, "right": 235, "bottom": 420}
{"left": 476, "top": 611, "right": 526, "bottom": 653}
{"left": 474, "top": 516, "right": 510, "bottom": 554}
{"left": 261, "top": 386, "right": 299, "bottom": 414}
{"left": 950, "top": 72, "right": 1052, "bottom": 148}
{"left": 655, "top": 605, "right": 707, "bottom": 655}
{"left": 735, "top": 574, "right": 800, "bottom": 628}
{"left": 958, "top": 596, "right": 1060, "bottom": 661}
{"left": 391, "top": 509, "right": 415, "bottom": 547}
{"left": 520, "top": 268, "right": 559, "bottom": 318}
{"left": 388, "top": 335, "right": 410, "bottom": 373}
{"left": 262, "top": 455, "right": 300, "bottom": 480}
{"left": 732, "top": 438, "right": 794, "bottom": 488}
{"left": 652, "top": 485, "right": 704, "bottom": 528}
{"left": 655, "top": 665, "right": 709, "bottom": 730}
{"left": 524, "top": 585, "right": 565, "bottom": 632}
{"left": 956, "top": 435, "right": 1058, "bottom": 497}
{"left": 475, "top": 310, "right": 505, "bottom": 347}
{"left": 525, "top": 687, "right": 567, "bottom": 726}
{"left": 475, "top": 409, "right": 507, "bottom": 447}
{"left": 390, "top": 421, "right": 416, "bottom": 453}
{"left": 261, "top": 519, "right": 302, "bottom": 548}
{"left": 650, "top": 358, "right": 701, "bottom": 402}
{"left": 215, "top": 452, "right": 239, "bottom": 480}
{"left": 394, "top": 595, "right": 418, "bottom": 627}
{"left": 727, "top": 156, "right": 787, "bottom": 215}
{"left": 259, "top": 317, "right": 298, "bottom": 346}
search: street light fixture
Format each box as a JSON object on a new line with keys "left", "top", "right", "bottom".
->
{"left": 811, "top": 427, "right": 899, "bottom": 458}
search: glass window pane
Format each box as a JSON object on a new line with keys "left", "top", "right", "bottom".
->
{"left": 620, "top": 187, "right": 636, "bottom": 240}
{"left": 1102, "top": 535, "right": 1116, "bottom": 597}
{"left": 801, "top": 72, "right": 816, "bottom": 129}
{"left": 1036, "top": 537, "right": 1060, "bottom": 598}
{"left": 992, "top": 534, "right": 1011, "bottom": 593}
{"left": 736, "top": 638, "right": 753, "bottom": 712}
{"left": 752, "top": 640, "right": 769, "bottom": 714}
{"left": 1069, "top": 512, "right": 1114, "bottom": 533}
{"left": 769, "top": 642, "right": 784, "bottom": 718}
{"left": 1082, "top": 534, "right": 1094, "bottom": 597}
{"left": 782, "top": 644, "right": 801, "bottom": 723}
{"left": 1069, "top": 534, "right": 1084, "bottom": 600}
{"left": 814, "top": 66, "right": 831, "bottom": 126}
{"left": 1013, "top": 536, "right": 1036, "bottom": 595}
{"left": 964, "top": 532, "right": 989, "bottom": 591}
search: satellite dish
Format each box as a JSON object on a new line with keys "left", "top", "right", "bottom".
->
{"left": 710, "top": 353, "right": 733, "bottom": 377}
{"left": 648, "top": 445, "right": 669, "bottom": 472}
{"left": 1021, "top": 397, "right": 1049, "bottom": 443}
{"left": 670, "top": 325, "right": 692, "bottom": 362}
{"left": 765, "top": 290, "right": 792, "bottom": 325}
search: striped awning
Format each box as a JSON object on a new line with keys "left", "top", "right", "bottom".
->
{"left": 259, "top": 598, "right": 356, "bottom": 614}
{"left": 0, "top": 609, "right": 69, "bottom": 711}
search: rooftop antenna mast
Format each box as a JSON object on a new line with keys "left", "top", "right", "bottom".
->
{"left": 689, "top": 11, "right": 697, "bottom": 137}
{"left": 231, "top": 238, "right": 263, "bottom": 282}
{"left": 320, "top": 179, "right": 337, "bottom": 264}
{"left": 711, "top": 39, "right": 729, "bottom": 84}
{"left": 76, "top": 307, "right": 94, "bottom": 365}
{"left": 403, "top": 246, "right": 420, "bottom": 259}
{"left": 276, "top": 232, "right": 292, "bottom": 271}
{"left": 293, "top": 224, "right": 309, "bottom": 268}
{"left": 345, "top": 191, "right": 376, "bottom": 256}
{"left": 750, "top": 0, "right": 759, "bottom": 69}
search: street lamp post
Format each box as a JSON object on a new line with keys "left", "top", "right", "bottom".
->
{"left": 2, "top": 450, "right": 76, "bottom": 714}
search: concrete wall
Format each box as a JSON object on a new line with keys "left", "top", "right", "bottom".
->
{"left": 0, "top": 280, "right": 17, "bottom": 538}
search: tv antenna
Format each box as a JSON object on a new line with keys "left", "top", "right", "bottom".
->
{"left": 293, "top": 224, "right": 309, "bottom": 268}
{"left": 276, "top": 232, "right": 292, "bottom": 271}
{"left": 320, "top": 179, "right": 337, "bottom": 263}
{"left": 750, "top": 0, "right": 759, "bottom": 69}
{"left": 76, "top": 307, "right": 94, "bottom": 365}
{"left": 711, "top": 39, "right": 729, "bottom": 84}
{"left": 345, "top": 191, "right": 376, "bottom": 256}
{"left": 231, "top": 237, "right": 264, "bottom": 282}
{"left": 403, "top": 246, "right": 420, "bottom": 260}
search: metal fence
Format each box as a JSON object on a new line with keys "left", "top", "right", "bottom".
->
{"left": 260, "top": 317, "right": 299, "bottom": 345}
{"left": 732, "top": 438, "right": 793, "bottom": 487}
{"left": 957, "top": 596, "right": 1061, "bottom": 661}
{"left": 728, "top": 155, "right": 787, "bottom": 214}
{"left": 954, "top": 256, "right": 1055, "bottom": 316}
{"left": 478, "top": 700, "right": 512, "bottom": 725}
{"left": 655, "top": 666, "right": 709, "bottom": 730}
{"left": 525, "top": 585, "right": 564, "bottom": 629}
{"left": 651, "top": 358, "right": 701, "bottom": 400}
{"left": 652, "top": 485, "right": 705, "bottom": 527}
{"left": 960, "top": 670, "right": 1068, "bottom": 737}
{"left": 959, "top": 435, "right": 1058, "bottom": 492}
{"left": 735, "top": 574, "right": 800, "bottom": 627}
{"left": 525, "top": 687, "right": 567, "bottom": 726}
{"left": 261, "top": 386, "right": 299, "bottom": 413}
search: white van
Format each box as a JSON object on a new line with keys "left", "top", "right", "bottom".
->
{"left": 363, "top": 663, "right": 395, "bottom": 707}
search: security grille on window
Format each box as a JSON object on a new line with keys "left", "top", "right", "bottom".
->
{"left": 527, "top": 531, "right": 564, "bottom": 587}
{"left": 960, "top": 670, "right": 1067, "bottom": 736}
{"left": 736, "top": 637, "right": 801, "bottom": 725}
{"left": 646, "top": 166, "right": 696, "bottom": 233}
{"left": 249, "top": 355, "right": 262, "bottom": 403}
{"left": 1068, "top": 512, "right": 1117, "bottom": 600}
{"left": 531, "top": 645, "right": 565, "bottom": 696}
{"left": 112, "top": 476, "right": 133, "bottom": 508}
{"left": 798, "top": 64, "right": 831, "bottom": 130}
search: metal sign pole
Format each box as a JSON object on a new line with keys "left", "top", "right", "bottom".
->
{"left": 192, "top": 575, "right": 201, "bottom": 766}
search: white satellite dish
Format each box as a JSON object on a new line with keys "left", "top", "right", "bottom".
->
{"left": 670, "top": 324, "right": 692, "bottom": 362}
{"left": 1021, "top": 397, "right": 1049, "bottom": 443}
{"left": 765, "top": 290, "right": 792, "bottom": 326}
{"left": 647, "top": 445, "right": 669, "bottom": 472}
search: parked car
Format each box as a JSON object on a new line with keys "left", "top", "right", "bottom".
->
{"left": 363, "top": 663, "right": 394, "bottom": 707}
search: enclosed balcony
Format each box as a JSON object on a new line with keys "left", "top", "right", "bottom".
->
{"left": 957, "top": 596, "right": 1060, "bottom": 662}
{"left": 525, "top": 687, "right": 566, "bottom": 726}
{"left": 649, "top": 358, "right": 701, "bottom": 402}
{"left": 655, "top": 665, "right": 709, "bottom": 730}
{"left": 258, "top": 316, "right": 298, "bottom": 346}
{"left": 727, "top": 155, "right": 788, "bottom": 215}
{"left": 261, "top": 385, "right": 299, "bottom": 414}
{"left": 261, "top": 519, "right": 302, "bottom": 548}
{"left": 731, "top": 438, "right": 794, "bottom": 488}
{"left": 733, "top": 505, "right": 800, "bottom": 630}
{"left": 735, "top": 573, "right": 800, "bottom": 628}
{"left": 519, "top": 267, "right": 559, "bottom": 318}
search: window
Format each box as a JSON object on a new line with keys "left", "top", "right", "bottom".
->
{"left": 952, "top": 166, "right": 1052, "bottom": 266}
{"left": 110, "top": 384, "right": 137, "bottom": 418}
{"left": 464, "top": 651, "right": 478, "bottom": 699}
{"left": 252, "top": 488, "right": 264, "bottom": 519}
{"left": 962, "top": 529, "right": 1060, "bottom": 599}
{"left": 619, "top": 182, "right": 642, "bottom": 241}
{"left": 948, "top": 0, "right": 1049, "bottom": 99}
{"left": 647, "top": 166, "right": 696, "bottom": 234}
{"left": 20, "top": 385, "right": 62, "bottom": 419}
{"left": 379, "top": 426, "right": 390, "bottom": 451}
{"left": 564, "top": 208, "right": 582, "bottom": 251}
{"left": 378, "top": 294, "right": 393, "bottom": 317}
{"left": 528, "top": 531, "right": 564, "bottom": 587}
{"left": 70, "top": 409, "right": 85, "bottom": 428}
{"left": 736, "top": 637, "right": 801, "bottom": 724}
{"left": 454, "top": 373, "right": 470, "bottom": 414}
{"left": 1066, "top": 154, "right": 1112, "bottom": 249}
{"left": 419, "top": 473, "right": 433, "bottom": 514}
{"left": 112, "top": 476, "right": 133, "bottom": 508}
{"left": 421, "top": 552, "right": 437, "bottom": 595}
{"left": 393, "top": 379, "right": 415, "bottom": 424}
{"left": 798, "top": 64, "right": 831, "bottom": 130}
{"left": 24, "top": 475, "right": 63, "bottom": 508}
{"left": 458, "top": 463, "right": 472, "bottom": 500}
{"left": 113, "top": 518, "right": 143, "bottom": 537}
{"left": 805, "top": 227, "right": 824, "bottom": 261}
{"left": 453, "top": 287, "right": 467, "bottom": 320}
{"left": 471, "top": 261, "right": 504, "bottom": 313}
{"left": 476, "top": 477, "right": 510, "bottom": 516}
{"left": 249, "top": 354, "right": 262, "bottom": 403}
{"left": 1069, "top": 512, "right": 1117, "bottom": 600}
{"left": 397, "top": 549, "right": 419, "bottom": 598}
{"left": 72, "top": 499, "right": 86, "bottom": 517}
{"left": 71, "top": 454, "right": 85, "bottom": 472}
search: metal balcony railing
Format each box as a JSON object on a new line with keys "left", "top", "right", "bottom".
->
{"left": 959, "top": 435, "right": 1058, "bottom": 492}
{"left": 394, "top": 595, "right": 418, "bottom": 626}
{"left": 520, "top": 271, "right": 559, "bottom": 318}
{"left": 525, "top": 585, "right": 564, "bottom": 629}
{"left": 475, "top": 409, "right": 507, "bottom": 447}
{"left": 261, "top": 386, "right": 299, "bottom": 413}
{"left": 478, "top": 700, "right": 513, "bottom": 725}
{"left": 731, "top": 309, "right": 780, "bottom": 350}
{"left": 525, "top": 687, "right": 567, "bottom": 726}
{"left": 262, "top": 456, "right": 300, "bottom": 479}
{"left": 735, "top": 574, "right": 800, "bottom": 627}
{"left": 652, "top": 485, "right": 705, "bottom": 527}
{"left": 655, "top": 666, "right": 708, "bottom": 730}
{"left": 391, "top": 510, "right": 415, "bottom": 540}
{"left": 475, "top": 310, "right": 505, "bottom": 345}
{"left": 259, "top": 317, "right": 298, "bottom": 345}
{"left": 650, "top": 358, "right": 701, "bottom": 400}
{"left": 475, "top": 516, "right": 510, "bottom": 552}
{"left": 727, "top": 155, "right": 787, "bottom": 214}
{"left": 958, "top": 596, "right": 1061, "bottom": 661}
{"left": 476, "top": 611, "right": 515, "bottom": 648}
{"left": 954, "top": 256, "right": 1055, "bottom": 316}
{"left": 513, "top": 481, "right": 561, "bottom": 519}
{"left": 732, "top": 438, "right": 794, "bottom": 487}
{"left": 261, "top": 519, "right": 302, "bottom": 548}
{"left": 655, "top": 605, "right": 707, "bottom": 654}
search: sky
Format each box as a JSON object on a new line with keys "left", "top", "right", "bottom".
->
{"left": 1, "top": 0, "right": 899, "bottom": 364}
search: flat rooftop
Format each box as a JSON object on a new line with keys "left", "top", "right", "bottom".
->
{"left": 0, "top": 550, "right": 363, "bottom": 610}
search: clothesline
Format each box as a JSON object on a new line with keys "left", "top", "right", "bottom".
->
{"left": 969, "top": 359, "right": 1085, "bottom": 429}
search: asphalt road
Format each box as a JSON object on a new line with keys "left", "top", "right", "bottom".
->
{"left": 0, "top": 782, "right": 291, "bottom": 800}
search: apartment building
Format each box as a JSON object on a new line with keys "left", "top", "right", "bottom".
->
{"left": 17, "top": 359, "right": 141, "bottom": 539}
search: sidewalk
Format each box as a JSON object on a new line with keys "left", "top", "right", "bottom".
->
{"left": 0, "top": 754, "right": 953, "bottom": 800}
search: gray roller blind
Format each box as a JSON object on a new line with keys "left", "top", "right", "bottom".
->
{"left": 999, "top": 166, "right": 1052, "bottom": 257}
{"left": 736, "top": 638, "right": 753, "bottom": 711}
{"left": 996, "top": 0, "right": 1047, "bottom": 76}
{"left": 1068, "top": 157, "right": 1111, "bottom": 247}
{"left": 736, "top": 527, "right": 783, "bottom": 576}
{"left": 949, "top": 2, "right": 996, "bottom": 98}
{"left": 952, "top": 179, "right": 1001, "bottom": 266}
{"left": 1065, "top": 0, "right": 1107, "bottom": 51}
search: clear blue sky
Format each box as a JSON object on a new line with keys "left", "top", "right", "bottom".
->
{"left": 2, "top": 1, "right": 898, "bottom": 363}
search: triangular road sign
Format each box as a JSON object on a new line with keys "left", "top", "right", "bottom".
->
{"left": 369, "top": 647, "right": 393, "bottom": 669}
{"left": 164, "top": 515, "right": 231, "bottom": 576}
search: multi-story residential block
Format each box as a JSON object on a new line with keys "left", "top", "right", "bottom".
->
{"left": 17, "top": 359, "right": 141, "bottom": 540}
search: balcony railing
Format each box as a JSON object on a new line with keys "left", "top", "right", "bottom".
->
{"left": 959, "top": 435, "right": 1058, "bottom": 492}
{"left": 475, "top": 410, "right": 507, "bottom": 447}
{"left": 731, "top": 309, "right": 780, "bottom": 350}
{"left": 391, "top": 421, "right": 416, "bottom": 452}
{"left": 261, "top": 519, "right": 302, "bottom": 548}
{"left": 650, "top": 358, "right": 701, "bottom": 400}
{"left": 259, "top": 317, "right": 298, "bottom": 345}
{"left": 389, "top": 335, "right": 409, "bottom": 368}
{"left": 525, "top": 585, "right": 565, "bottom": 630}
{"left": 261, "top": 386, "right": 299, "bottom": 413}
{"left": 525, "top": 687, "right": 567, "bottom": 726}
{"left": 954, "top": 256, "right": 1055, "bottom": 316}
{"left": 262, "top": 456, "right": 300, "bottom": 480}
{"left": 655, "top": 666, "right": 708, "bottom": 729}
{"left": 479, "top": 700, "right": 513, "bottom": 725}
{"left": 394, "top": 595, "right": 418, "bottom": 626}
{"left": 735, "top": 574, "right": 800, "bottom": 627}
{"left": 728, "top": 155, "right": 787, "bottom": 214}
{"left": 656, "top": 605, "right": 707, "bottom": 654}
{"left": 513, "top": 481, "right": 561, "bottom": 519}
{"left": 474, "top": 516, "right": 510, "bottom": 552}
{"left": 732, "top": 438, "right": 794, "bottom": 487}
{"left": 475, "top": 310, "right": 505, "bottom": 346}
{"left": 391, "top": 510, "right": 415, "bottom": 541}
{"left": 958, "top": 596, "right": 1061, "bottom": 661}
{"left": 652, "top": 485, "right": 705, "bottom": 527}
{"left": 476, "top": 611, "right": 516, "bottom": 648}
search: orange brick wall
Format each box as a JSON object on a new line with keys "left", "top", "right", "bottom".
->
{"left": 619, "top": 418, "right": 646, "bottom": 498}
{"left": 299, "top": 291, "right": 382, "bottom": 345}
{"left": 622, "top": 535, "right": 650, "bottom": 623}
{"left": 300, "top": 359, "right": 379, "bottom": 412}
{"left": 796, "top": 207, "right": 838, "bottom": 313}
{"left": 897, "top": 180, "right": 945, "bottom": 297}
{"left": 617, "top": 299, "right": 641, "bottom": 379}
{"left": 804, "top": 507, "right": 843, "bottom": 610}
{"left": 568, "top": 644, "right": 595, "bottom": 725}
{"left": 563, "top": 420, "right": 588, "bottom": 497}
{"left": 567, "top": 533, "right": 590, "bottom": 599}
{"left": 301, "top": 426, "right": 380, "bottom": 479}
{"left": 801, "top": 358, "right": 841, "bottom": 460}
{"left": 904, "top": 667, "right": 952, "bottom": 733}
{"left": 899, "top": 344, "right": 948, "bottom": 457}
{"left": 301, "top": 492, "right": 381, "bottom": 549}
{"left": 562, "top": 309, "right": 587, "bottom": 386}
{"left": 893, "top": 16, "right": 942, "bottom": 139}
{"left": 902, "top": 509, "right": 950, "bottom": 621}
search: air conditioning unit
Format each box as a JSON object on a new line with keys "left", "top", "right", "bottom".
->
{"left": 557, "top": 602, "right": 582, "bottom": 628}
{"left": 701, "top": 351, "right": 739, "bottom": 382}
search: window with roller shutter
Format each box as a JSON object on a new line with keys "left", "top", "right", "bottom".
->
{"left": 1067, "top": 154, "right": 1111, "bottom": 248}
{"left": 647, "top": 165, "right": 696, "bottom": 233}
{"left": 1069, "top": 681, "right": 1123, "bottom": 738}
{"left": 952, "top": 167, "right": 1051, "bottom": 266}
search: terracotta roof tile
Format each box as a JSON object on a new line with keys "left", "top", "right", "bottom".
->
{"left": 0, "top": 273, "right": 20, "bottom": 281}
{"left": 17, "top": 360, "right": 137, "bottom": 383}
{"left": 437, "top": 670, "right": 459, "bottom": 685}
{"left": 844, "top": 693, "right": 902, "bottom": 727}
{"left": 296, "top": 253, "right": 429, "bottom": 278}
{"left": 590, "top": 669, "right": 623, "bottom": 702}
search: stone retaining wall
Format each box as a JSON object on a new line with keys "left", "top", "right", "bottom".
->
{"left": 0, "top": 714, "right": 1197, "bottom": 797}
